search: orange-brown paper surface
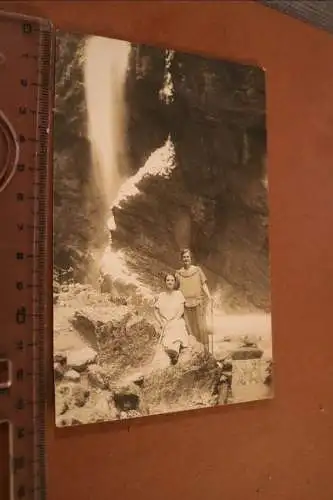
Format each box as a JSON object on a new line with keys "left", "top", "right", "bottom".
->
{"left": 1, "top": 2, "right": 333, "bottom": 499}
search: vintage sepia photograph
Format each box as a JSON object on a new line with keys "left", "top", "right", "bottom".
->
{"left": 53, "top": 32, "right": 272, "bottom": 427}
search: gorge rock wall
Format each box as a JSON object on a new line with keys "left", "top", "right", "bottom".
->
{"left": 54, "top": 37, "right": 269, "bottom": 311}
{"left": 125, "top": 45, "right": 169, "bottom": 173}
{"left": 117, "top": 46, "right": 269, "bottom": 311}
{"left": 54, "top": 34, "right": 107, "bottom": 284}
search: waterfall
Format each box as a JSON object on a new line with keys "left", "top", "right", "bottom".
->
{"left": 84, "top": 36, "right": 131, "bottom": 208}
{"left": 83, "top": 40, "right": 176, "bottom": 297}
{"left": 100, "top": 137, "right": 176, "bottom": 298}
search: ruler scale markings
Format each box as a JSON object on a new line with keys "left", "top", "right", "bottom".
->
{"left": 0, "top": 11, "right": 53, "bottom": 500}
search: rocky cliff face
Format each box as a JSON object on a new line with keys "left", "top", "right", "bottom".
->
{"left": 54, "top": 38, "right": 272, "bottom": 424}
{"left": 54, "top": 37, "right": 269, "bottom": 311}
{"left": 53, "top": 33, "right": 107, "bottom": 284}
{"left": 125, "top": 44, "right": 169, "bottom": 173}
{"left": 115, "top": 46, "right": 268, "bottom": 311}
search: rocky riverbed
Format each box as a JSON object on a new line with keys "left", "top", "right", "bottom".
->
{"left": 54, "top": 281, "right": 273, "bottom": 426}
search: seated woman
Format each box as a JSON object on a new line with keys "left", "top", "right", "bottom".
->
{"left": 154, "top": 273, "right": 189, "bottom": 364}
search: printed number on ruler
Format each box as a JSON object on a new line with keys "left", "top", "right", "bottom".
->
{"left": 0, "top": 10, "right": 53, "bottom": 500}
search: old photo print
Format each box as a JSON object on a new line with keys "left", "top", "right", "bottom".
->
{"left": 53, "top": 32, "right": 272, "bottom": 427}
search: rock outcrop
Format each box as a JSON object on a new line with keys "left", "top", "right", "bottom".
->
{"left": 53, "top": 37, "right": 272, "bottom": 426}
{"left": 114, "top": 46, "right": 268, "bottom": 311}
{"left": 54, "top": 284, "right": 272, "bottom": 426}
{"left": 54, "top": 37, "right": 269, "bottom": 311}
{"left": 125, "top": 44, "right": 169, "bottom": 173}
{"left": 69, "top": 304, "right": 159, "bottom": 371}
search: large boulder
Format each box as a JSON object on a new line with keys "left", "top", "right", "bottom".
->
{"left": 54, "top": 362, "right": 65, "bottom": 381}
{"left": 67, "top": 346, "right": 97, "bottom": 372}
{"left": 112, "top": 383, "right": 142, "bottom": 412}
{"left": 230, "top": 358, "right": 273, "bottom": 404}
{"left": 87, "top": 364, "right": 109, "bottom": 390}
{"left": 69, "top": 304, "right": 131, "bottom": 350}
{"left": 56, "top": 391, "right": 119, "bottom": 427}
{"left": 91, "top": 337, "right": 225, "bottom": 420}
{"left": 70, "top": 304, "right": 159, "bottom": 371}
{"left": 141, "top": 338, "right": 222, "bottom": 415}
{"left": 56, "top": 382, "right": 90, "bottom": 411}
{"left": 64, "top": 369, "right": 81, "bottom": 382}
{"left": 231, "top": 346, "right": 263, "bottom": 361}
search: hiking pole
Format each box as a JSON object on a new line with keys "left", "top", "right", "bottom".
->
{"left": 158, "top": 323, "right": 165, "bottom": 344}
{"left": 210, "top": 300, "right": 214, "bottom": 356}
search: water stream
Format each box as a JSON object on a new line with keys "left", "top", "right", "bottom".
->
{"left": 84, "top": 36, "right": 131, "bottom": 209}
{"left": 84, "top": 37, "right": 176, "bottom": 293}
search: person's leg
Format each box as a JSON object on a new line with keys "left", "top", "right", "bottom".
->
{"left": 193, "top": 307, "right": 204, "bottom": 344}
{"left": 185, "top": 306, "right": 207, "bottom": 346}
{"left": 197, "top": 303, "right": 209, "bottom": 350}
{"left": 178, "top": 320, "right": 189, "bottom": 349}
{"left": 172, "top": 341, "right": 182, "bottom": 362}
{"left": 184, "top": 307, "right": 200, "bottom": 342}
{"left": 189, "top": 306, "right": 206, "bottom": 345}
{"left": 162, "top": 325, "right": 181, "bottom": 364}
{"left": 173, "top": 340, "right": 182, "bottom": 351}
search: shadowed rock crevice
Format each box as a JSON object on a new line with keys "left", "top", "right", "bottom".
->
{"left": 125, "top": 44, "right": 170, "bottom": 174}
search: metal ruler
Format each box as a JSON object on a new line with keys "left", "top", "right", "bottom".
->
{"left": 0, "top": 10, "right": 54, "bottom": 500}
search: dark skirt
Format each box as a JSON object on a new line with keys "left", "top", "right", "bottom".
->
{"left": 184, "top": 303, "right": 208, "bottom": 347}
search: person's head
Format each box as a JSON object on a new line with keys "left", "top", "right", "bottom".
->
{"left": 180, "top": 248, "right": 192, "bottom": 268}
{"left": 164, "top": 273, "right": 179, "bottom": 291}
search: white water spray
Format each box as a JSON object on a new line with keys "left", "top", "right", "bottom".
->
{"left": 84, "top": 36, "right": 131, "bottom": 206}
{"left": 100, "top": 137, "right": 176, "bottom": 297}
{"left": 108, "top": 136, "right": 176, "bottom": 231}
{"left": 84, "top": 40, "right": 176, "bottom": 297}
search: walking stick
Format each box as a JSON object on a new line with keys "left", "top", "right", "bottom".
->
{"left": 158, "top": 323, "right": 165, "bottom": 344}
{"left": 210, "top": 300, "right": 214, "bottom": 356}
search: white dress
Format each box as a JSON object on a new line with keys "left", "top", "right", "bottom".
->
{"left": 155, "top": 290, "right": 189, "bottom": 351}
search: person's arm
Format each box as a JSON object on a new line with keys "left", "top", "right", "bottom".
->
{"left": 154, "top": 296, "right": 166, "bottom": 328}
{"left": 199, "top": 267, "right": 212, "bottom": 301}
{"left": 202, "top": 282, "right": 212, "bottom": 301}
{"left": 154, "top": 308, "right": 165, "bottom": 327}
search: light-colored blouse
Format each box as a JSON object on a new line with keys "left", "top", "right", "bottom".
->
{"left": 155, "top": 290, "right": 185, "bottom": 320}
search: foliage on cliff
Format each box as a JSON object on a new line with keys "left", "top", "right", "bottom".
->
{"left": 54, "top": 33, "right": 107, "bottom": 283}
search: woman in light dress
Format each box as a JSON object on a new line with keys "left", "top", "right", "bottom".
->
{"left": 154, "top": 273, "right": 189, "bottom": 364}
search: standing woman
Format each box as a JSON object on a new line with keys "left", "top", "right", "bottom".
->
{"left": 175, "top": 248, "right": 212, "bottom": 350}
{"left": 154, "top": 273, "right": 189, "bottom": 364}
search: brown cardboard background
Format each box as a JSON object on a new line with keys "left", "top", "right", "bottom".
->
{"left": 1, "top": 1, "right": 333, "bottom": 499}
